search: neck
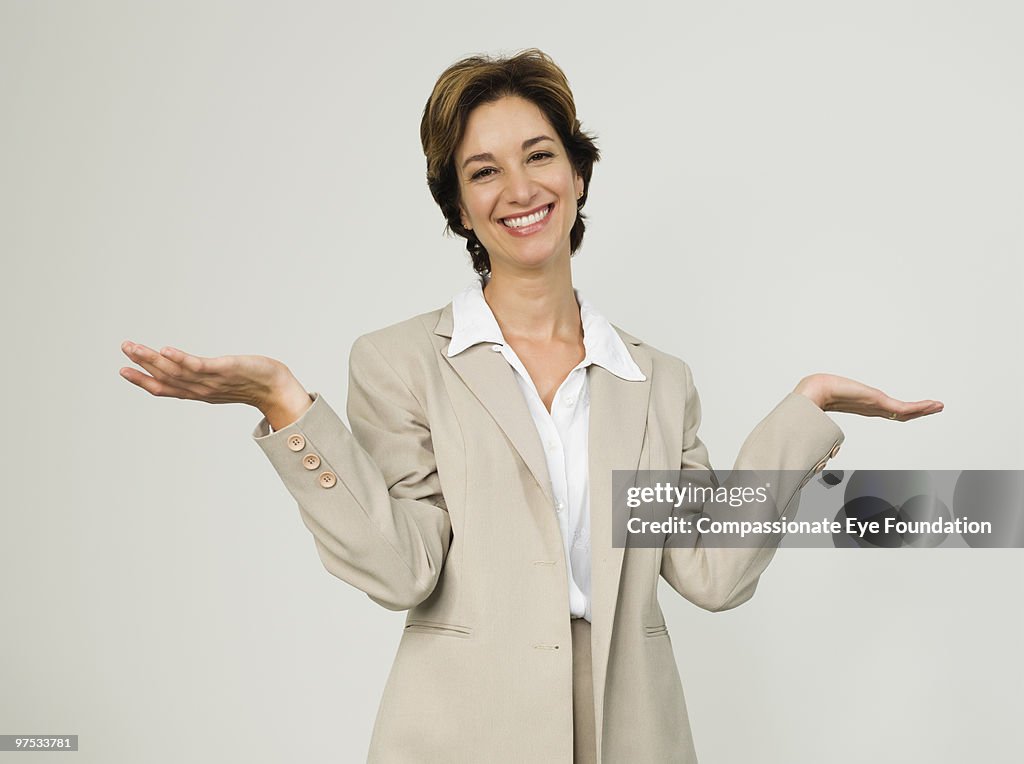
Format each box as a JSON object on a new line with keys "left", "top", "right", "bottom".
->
{"left": 481, "top": 263, "right": 581, "bottom": 344}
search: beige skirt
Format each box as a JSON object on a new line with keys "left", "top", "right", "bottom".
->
{"left": 571, "top": 617, "right": 597, "bottom": 764}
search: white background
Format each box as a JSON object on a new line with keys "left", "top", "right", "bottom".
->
{"left": 2, "top": 1, "right": 1022, "bottom": 762}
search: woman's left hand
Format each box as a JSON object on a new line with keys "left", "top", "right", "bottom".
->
{"left": 793, "top": 374, "right": 944, "bottom": 421}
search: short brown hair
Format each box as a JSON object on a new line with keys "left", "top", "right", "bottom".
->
{"left": 420, "top": 48, "right": 601, "bottom": 275}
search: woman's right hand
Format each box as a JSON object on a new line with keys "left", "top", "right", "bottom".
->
{"left": 119, "top": 341, "right": 313, "bottom": 428}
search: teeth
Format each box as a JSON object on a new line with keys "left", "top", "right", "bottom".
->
{"left": 503, "top": 204, "right": 551, "bottom": 228}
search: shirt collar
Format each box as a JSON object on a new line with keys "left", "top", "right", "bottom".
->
{"left": 446, "top": 275, "right": 646, "bottom": 382}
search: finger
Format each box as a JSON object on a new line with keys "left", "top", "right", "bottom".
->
{"left": 900, "top": 401, "right": 945, "bottom": 420}
{"left": 119, "top": 366, "right": 200, "bottom": 400}
{"left": 884, "top": 399, "right": 944, "bottom": 421}
{"left": 159, "top": 345, "right": 221, "bottom": 376}
{"left": 123, "top": 342, "right": 194, "bottom": 384}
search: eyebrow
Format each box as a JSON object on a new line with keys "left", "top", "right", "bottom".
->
{"left": 460, "top": 135, "right": 555, "bottom": 170}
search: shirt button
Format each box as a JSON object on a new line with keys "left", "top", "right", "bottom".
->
{"left": 491, "top": 344, "right": 502, "bottom": 351}
{"left": 555, "top": 501, "right": 565, "bottom": 513}
{"left": 565, "top": 396, "right": 575, "bottom": 406}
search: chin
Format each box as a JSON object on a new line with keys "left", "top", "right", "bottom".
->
{"left": 496, "top": 249, "right": 569, "bottom": 273}
{"left": 489, "top": 232, "right": 572, "bottom": 268}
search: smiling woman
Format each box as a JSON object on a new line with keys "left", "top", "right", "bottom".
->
{"left": 119, "top": 47, "right": 943, "bottom": 764}
{"left": 421, "top": 50, "right": 600, "bottom": 276}
{"left": 455, "top": 96, "right": 584, "bottom": 273}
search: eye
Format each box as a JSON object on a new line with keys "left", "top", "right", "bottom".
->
{"left": 470, "top": 167, "right": 496, "bottom": 181}
{"left": 529, "top": 151, "right": 553, "bottom": 162}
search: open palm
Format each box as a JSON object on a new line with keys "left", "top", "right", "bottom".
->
{"left": 794, "top": 373, "right": 943, "bottom": 421}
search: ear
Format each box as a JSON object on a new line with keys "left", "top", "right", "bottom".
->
{"left": 574, "top": 172, "right": 585, "bottom": 201}
{"left": 459, "top": 203, "right": 472, "bottom": 231}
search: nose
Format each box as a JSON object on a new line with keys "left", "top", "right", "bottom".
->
{"left": 503, "top": 165, "right": 538, "bottom": 206}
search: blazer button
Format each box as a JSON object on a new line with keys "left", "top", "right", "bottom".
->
{"left": 318, "top": 471, "right": 337, "bottom": 489}
{"left": 303, "top": 453, "right": 321, "bottom": 471}
{"left": 287, "top": 434, "right": 306, "bottom": 452}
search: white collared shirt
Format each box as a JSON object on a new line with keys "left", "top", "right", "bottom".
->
{"left": 446, "top": 275, "right": 646, "bottom": 622}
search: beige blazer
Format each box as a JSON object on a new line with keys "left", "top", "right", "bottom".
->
{"left": 252, "top": 301, "right": 844, "bottom": 763}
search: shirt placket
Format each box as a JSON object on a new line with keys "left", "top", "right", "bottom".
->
{"left": 557, "top": 364, "right": 589, "bottom": 614}
{"left": 549, "top": 363, "right": 589, "bottom": 615}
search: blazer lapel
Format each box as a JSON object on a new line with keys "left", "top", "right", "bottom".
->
{"left": 434, "top": 303, "right": 556, "bottom": 507}
{"left": 587, "top": 335, "right": 651, "bottom": 753}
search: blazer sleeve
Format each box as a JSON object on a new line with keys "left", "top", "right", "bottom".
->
{"left": 659, "top": 362, "right": 844, "bottom": 612}
{"left": 251, "top": 334, "right": 452, "bottom": 611}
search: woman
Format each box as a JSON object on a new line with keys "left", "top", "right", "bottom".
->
{"left": 119, "top": 49, "right": 942, "bottom": 763}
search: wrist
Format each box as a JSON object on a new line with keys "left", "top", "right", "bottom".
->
{"left": 260, "top": 366, "right": 313, "bottom": 430}
{"left": 793, "top": 374, "right": 830, "bottom": 410}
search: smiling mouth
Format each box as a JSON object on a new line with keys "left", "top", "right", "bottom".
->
{"left": 501, "top": 203, "right": 554, "bottom": 229}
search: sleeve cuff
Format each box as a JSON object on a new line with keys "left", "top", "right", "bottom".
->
{"left": 252, "top": 391, "right": 322, "bottom": 441}
{"left": 776, "top": 391, "right": 845, "bottom": 453}
{"left": 736, "top": 391, "right": 845, "bottom": 473}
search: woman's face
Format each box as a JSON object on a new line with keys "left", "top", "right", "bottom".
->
{"left": 455, "top": 95, "right": 584, "bottom": 276}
